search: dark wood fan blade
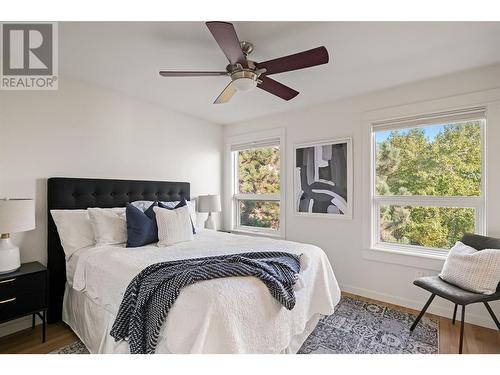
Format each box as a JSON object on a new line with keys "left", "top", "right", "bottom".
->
{"left": 214, "top": 82, "right": 237, "bottom": 104}
{"left": 256, "top": 46, "right": 329, "bottom": 76}
{"left": 206, "top": 21, "right": 246, "bottom": 66}
{"left": 159, "top": 71, "right": 227, "bottom": 77}
{"left": 257, "top": 76, "right": 299, "bottom": 101}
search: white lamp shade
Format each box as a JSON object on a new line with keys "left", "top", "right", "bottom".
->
{"left": 198, "top": 195, "right": 221, "bottom": 213}
{"left": 0, "top": 199, "right": 36, "bottom": 234}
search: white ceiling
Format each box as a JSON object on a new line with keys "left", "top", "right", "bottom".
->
{"left": 60, "top": 22, "right": 500, "bottom": 125}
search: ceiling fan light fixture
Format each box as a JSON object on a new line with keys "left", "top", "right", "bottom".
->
{"left": 230, "top": 70, "right": 258, "bottom": 91}
{"left": 233, "top": 77, "right": 257, "bottom": 91}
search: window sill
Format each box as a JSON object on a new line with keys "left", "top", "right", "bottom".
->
{"left": 230, "top": 228, "right": 284, "bottom": 239}
{"left": 362, "top": 246, "right": 447, "bottom": 271}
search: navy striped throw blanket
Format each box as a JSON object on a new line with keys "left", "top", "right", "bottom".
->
{"left": 110, "top": 251, "right": 302, "bottom": 354}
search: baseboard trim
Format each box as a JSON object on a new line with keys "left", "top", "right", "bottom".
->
{"left": 339, "top": 283, "right": 498, "bottom": 330}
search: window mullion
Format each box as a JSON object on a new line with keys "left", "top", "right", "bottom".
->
{"left": 234, "top": 193, "right": 280, "bottom": 201}
{"left": 374, "top": 195, "right": 482, "bottom": 208}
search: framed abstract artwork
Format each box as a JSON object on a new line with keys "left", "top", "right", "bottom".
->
{"left": 294, "top": 137, "right": 352, "bottom": 218}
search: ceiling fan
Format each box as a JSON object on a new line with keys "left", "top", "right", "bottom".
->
{"left": 159, "top": 21, "right": 329, "bottom": 104}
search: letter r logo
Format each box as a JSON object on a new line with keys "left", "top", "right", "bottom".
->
{"left": 2, "top": 23, "right": 53, "bottom": 75}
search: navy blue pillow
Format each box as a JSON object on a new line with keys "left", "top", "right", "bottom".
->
{"left": 158, "top": 198, "right": 196, "bottom": 234}
{"left": 126, "top": 202, "right": 158, "bottom": 248}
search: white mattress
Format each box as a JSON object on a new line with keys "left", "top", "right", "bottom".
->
{"left": 63, "top": 230, "right": 341, "bottom": 353}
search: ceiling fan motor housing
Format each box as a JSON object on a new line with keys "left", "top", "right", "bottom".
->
{"left": 240, "top": 41, "right": 254, "bottom": 56}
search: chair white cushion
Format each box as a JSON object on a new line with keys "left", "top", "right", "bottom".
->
{"left": 50, "top": 209, "right": 95, "bottom": 258}
{"left": 154, "top": 205, "right": 193, "bottom": 246}
{"left": 88, "top": 207, "right": 127, "bottom": 245}
{"left": 439, "top": 241, "right": 500, "bottom": 295}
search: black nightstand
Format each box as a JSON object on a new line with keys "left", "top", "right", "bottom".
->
{"left": 0, "top": 262, "right": 48, "bottom": 342}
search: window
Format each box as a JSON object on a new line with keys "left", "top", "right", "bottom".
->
{"left": 231, "top": 139, "right": 282, "bottom": 235}
{"left": 371, "top": 108, "right": 485, "bottom": 253}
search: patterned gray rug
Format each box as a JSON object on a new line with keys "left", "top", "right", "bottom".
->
{"left": 298, "top": 296, "right": 438, "bottom": 354}
{"left": 51, "top": 296, "right": 438, "bottom": 354}
{"left": 51, "top": 340, "right": 89, "bottom": 354}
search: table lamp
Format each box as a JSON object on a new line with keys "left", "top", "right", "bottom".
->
{"left": 0, "top": 198, "right": 35, "bottom": 274}
{"left": 198, "top": 194, "right": 221, "bottom": 230}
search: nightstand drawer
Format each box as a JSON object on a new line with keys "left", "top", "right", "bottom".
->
{"left": 0, "top": 272, "right": 46, "bottom": 300}
{"left": 0, "top": 291, "right": 46, "bottom": 322}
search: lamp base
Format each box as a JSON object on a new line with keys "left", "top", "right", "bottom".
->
{"left": 204, "top": 212, "right": 216, "bottom": 230}
{"left": 0, "top": 237, "right": 21, "bottom": 274}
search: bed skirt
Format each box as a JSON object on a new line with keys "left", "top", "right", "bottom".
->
{"left": 62, "top": 283, "right": 322, "bottom": 354}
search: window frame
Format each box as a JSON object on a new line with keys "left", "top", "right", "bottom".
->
{"left": 227, "top": 129, "right": 286, "bottom": 238}
{"left": 370, "top": 110, "right": 486, "bottom": 255}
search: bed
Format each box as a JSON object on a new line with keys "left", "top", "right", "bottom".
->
{"left": 47, "top": 177, "right": 341, "bottom": 354}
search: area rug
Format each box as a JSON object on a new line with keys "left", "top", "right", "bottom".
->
{"left": 51, "top": 340, "right": 89, "bottom": 354}
{"left": 51, "top": 296, "right": 439, "bottom": 354}
{"left": 297, "top": 296, "right": 438, "bottom": 354}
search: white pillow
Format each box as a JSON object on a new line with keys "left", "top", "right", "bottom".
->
{"left": 439, "top": 241, "right": 500, "bottom": 295}
{"left": 160, "top": 200, "right": 197, "bottom": 228}
{"left": 186, "top": 200, "right": 197, "bottom": 229}
{"left": 154, "top": 205, "right": 193, "bottom": 246}
{"left": 50, "top": 209, "right": 95, "bottom": 258}
{"left": 132, "top": 200, "right": 197, "bottom": 228}
{"left": 87, "top": 207, "right": 127, "bottom": 245}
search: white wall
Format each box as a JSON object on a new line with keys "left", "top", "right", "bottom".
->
{"left": 0, "top": 78, "right": 223, "bottom": 336}
{"left": 224, "top": 64, "right": 500, "bottom": 330}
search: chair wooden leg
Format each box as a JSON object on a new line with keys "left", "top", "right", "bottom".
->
{"left": 459, "top": 305, "right": 465, "bottom": 354}
{"left": 452, "top": 304, "right": 458, "bottom": 325}
{"left": 483, "top": 302, "right": 500, "bottom": 330}
{"left": 410, "top": 293, "right": 436, "bottom": 331}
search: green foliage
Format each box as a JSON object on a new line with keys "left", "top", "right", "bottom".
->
{"left": 240, "top": 201, "right": 280, "bottom": 230}
{"left": 238, "top": 147, "right": 280, "bottom": 229}
{"left": 377, "top": 122, "right": 481, "bottom": 249}
{"left": 239, "top": 147, "right": 280, "bottom": 194}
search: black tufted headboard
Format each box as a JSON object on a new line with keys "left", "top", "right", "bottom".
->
{"left": 47, "top": 177, "right": 190, "bottom": 323}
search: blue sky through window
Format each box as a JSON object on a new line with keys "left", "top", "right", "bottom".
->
{"left": 376, "top": 124, "right": 446, "bottom": 143}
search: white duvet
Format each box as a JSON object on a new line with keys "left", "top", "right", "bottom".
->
{"left": 65, "top": 230, "right": 341, "bottom": 353}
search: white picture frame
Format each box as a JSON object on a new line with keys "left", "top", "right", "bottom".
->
{"left": 294, "top": 137, "right": 353, "bottom": 219}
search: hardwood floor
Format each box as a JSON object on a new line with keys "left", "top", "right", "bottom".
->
{"left": 0, "top": 293, "right": 498, "bottom": 354}
{"left": 0, "top": 322, "right": 78, "bottom": 354}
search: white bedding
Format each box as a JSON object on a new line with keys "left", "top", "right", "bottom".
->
{"left": 63, "top": 230, "right": 341, "bottom": 354}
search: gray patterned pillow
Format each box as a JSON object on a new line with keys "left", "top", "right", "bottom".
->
{"left": 439, "top": 241, "right": 500, "bottom": 294}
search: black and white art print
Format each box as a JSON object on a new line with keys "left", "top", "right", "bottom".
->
{"left": 294, "top": 138, "right": 352, "bottom": 218}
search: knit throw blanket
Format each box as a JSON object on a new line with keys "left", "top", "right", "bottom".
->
{"left": 110, "top": 251, "right": 302, "bottom": 354}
